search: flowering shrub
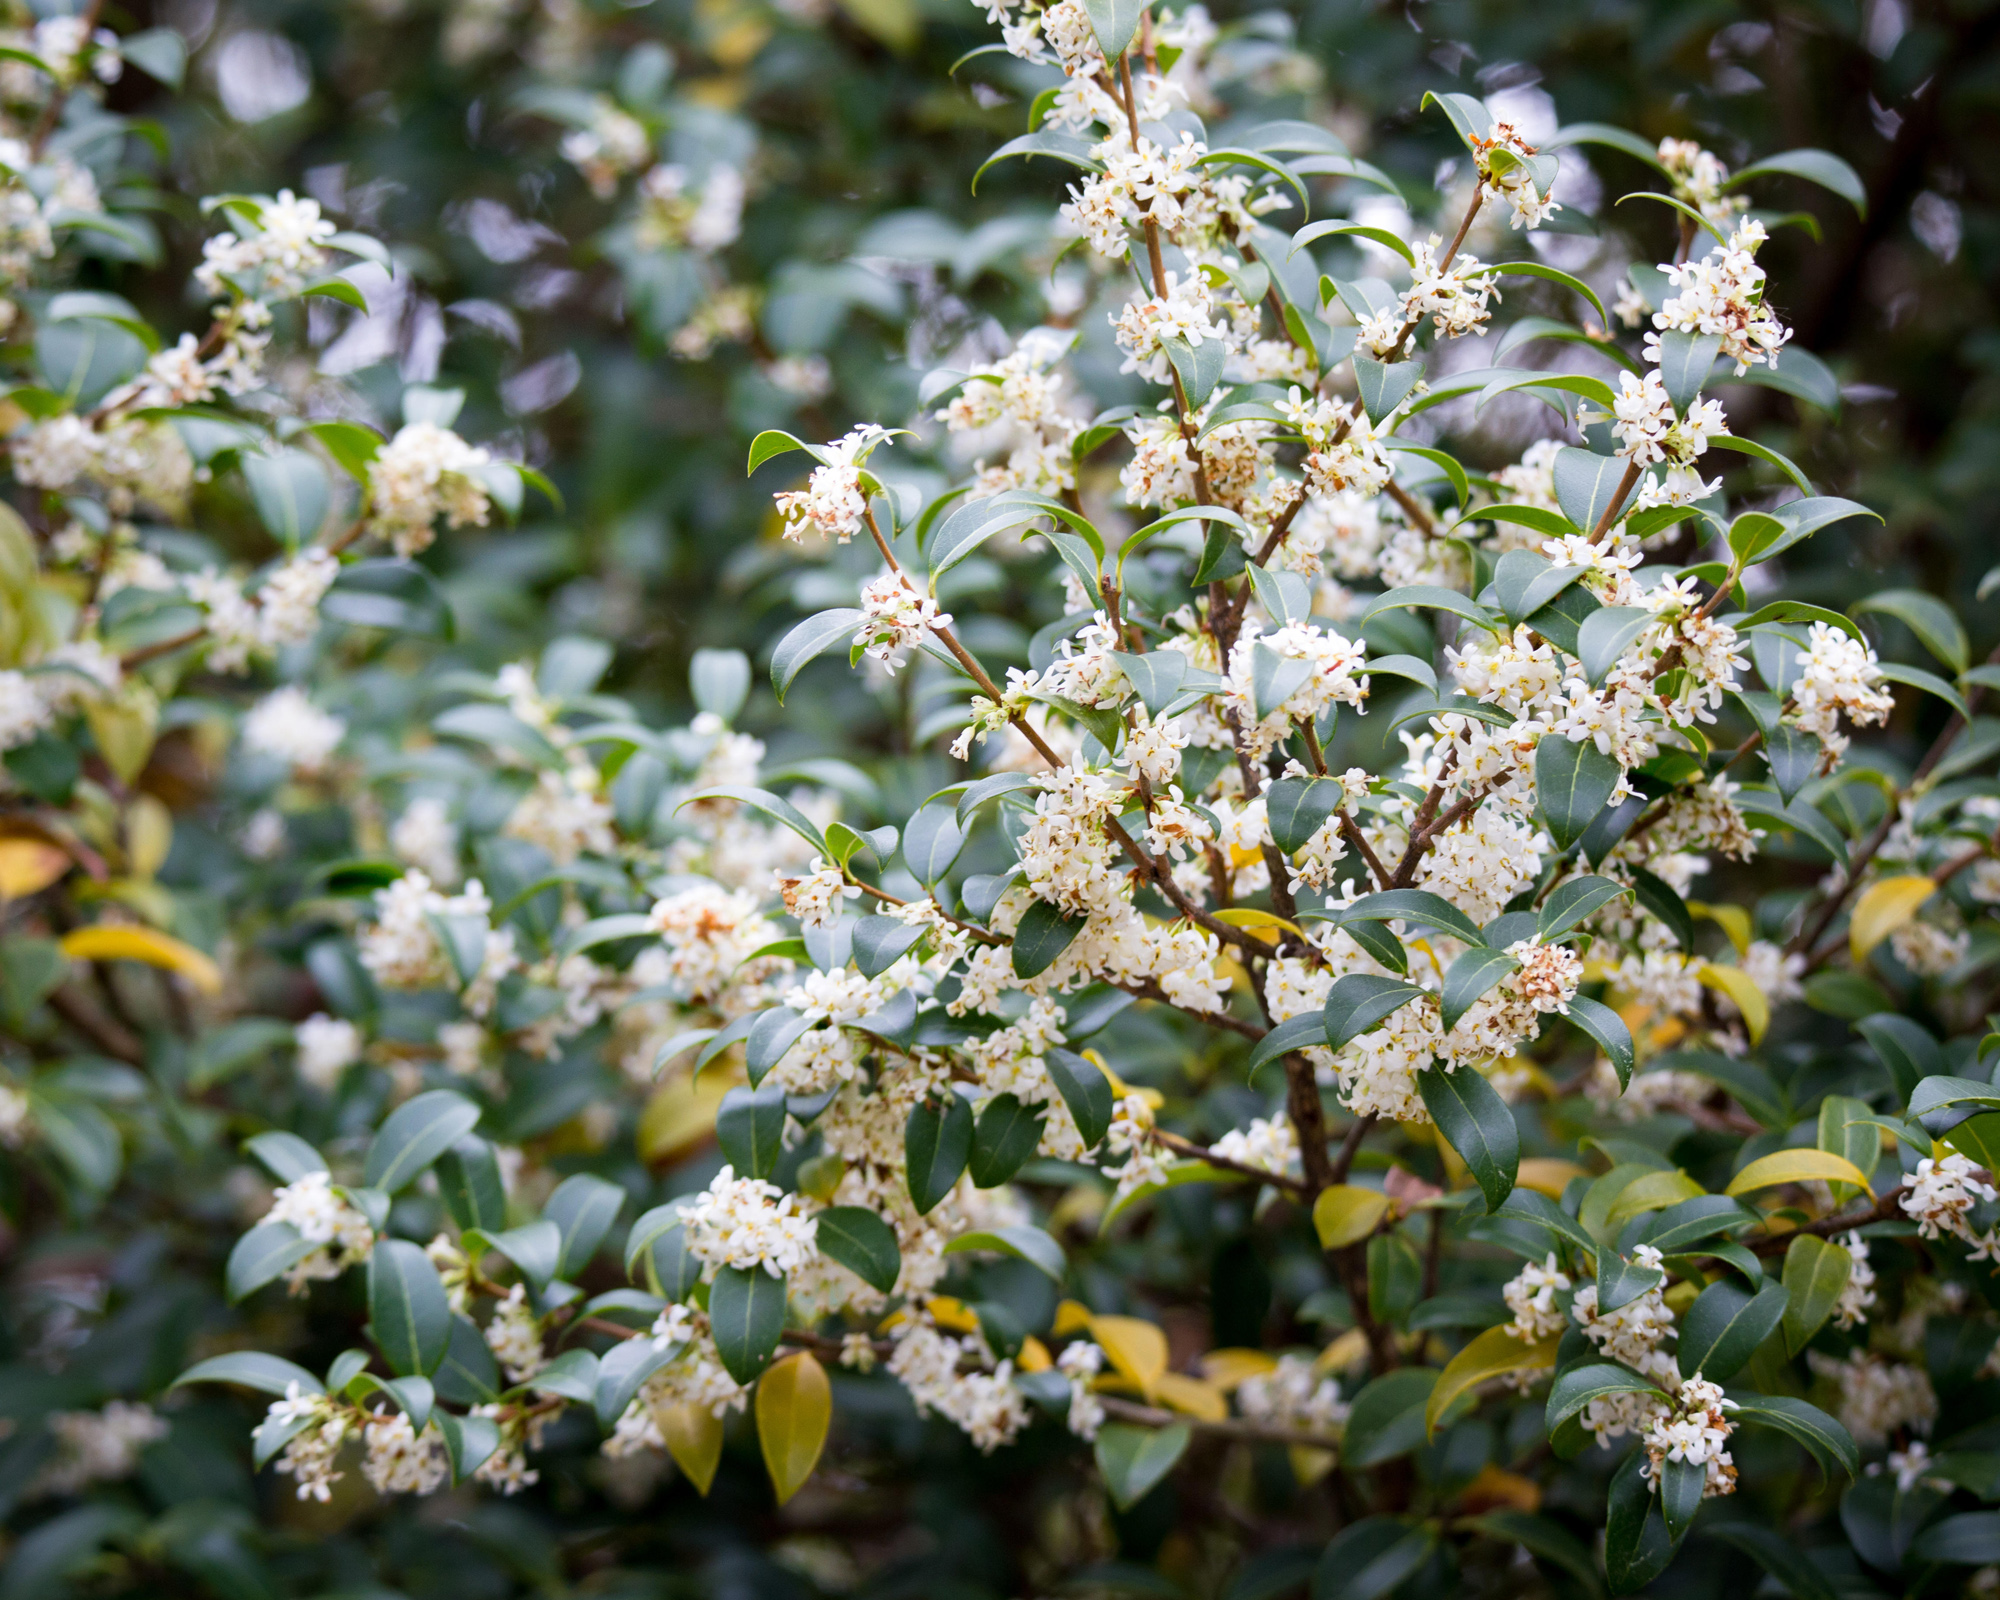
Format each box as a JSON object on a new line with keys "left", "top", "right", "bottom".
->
{"left": 7, "top": 0, "right": 2000, "bottom": 1597}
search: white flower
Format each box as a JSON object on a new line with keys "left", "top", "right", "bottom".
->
{"left": 256, "top": 549, "right": 339, "bottom": 649}
{"left": 773, "top": 426, "right": 890, "bottom": 544}
{"left": 677, "top": 1165, "right": 819, "bottom": 1277}
{"left": 855, "top": 572, "right": 951, "bottom": 674}
{"left": 1503, "top": 1253, "right": 1572, "bottom": 1343}
{"left": 32, "top": 1402, "right": 168, "bottom": 1497}
{"left": 1833, "top": 1232, "right": 1877, "bottom": 1329}
{"left": 242, "top": 686, "right": 345, "bottom": 774}
{"left": 774, "top": 857, "right": 857, "bottom": 929}
{"left": 1237, "top": 1354, "right": 1349, "bottom": 1432}
{"left": 1640, "top": 1373, "right": 1739, "bottom": 1498}
{"left": 360, "top": 1408, "right": 451, "bottom": 1495}
{"left": 1808, "top": 1350, "right": 1936, "bottom": 1448}
{"left": 367, "top": 422, "right": 492, "bottom": 557}
{"left": 483, "top": 1283, "right": 548, "bottom": 1382}
{"left": 1901, "top": 1152, "right": 1997, "bottom": 1243}
{"left": 266, "top": 1171, "right": 375, "bottom": 1290}
{"left": 294, "top": 1013, "right": 362, "bottom": 1090}
{"left": 391, "top": 796, "right": 460, "bottom": 884}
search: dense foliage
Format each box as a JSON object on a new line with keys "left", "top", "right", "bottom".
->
{"left": 6, "top": 3, "right": 2000, "bottom": 1600}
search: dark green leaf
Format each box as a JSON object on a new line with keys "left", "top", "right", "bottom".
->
{"left": 905, "top": 1093, "right": 973, "bottom": 1214}
{"left": 813, "top": 1205, "right": 902, "bottom": 1293}
{"left": 707, "top": 1264, "right": 788, "bottom": 1384}
{"left": 368, "top": 1239, "right": 452, "bottom": 1378}
{"left": 1418, "top": 1064, "right": 1519, "bottom": 1213}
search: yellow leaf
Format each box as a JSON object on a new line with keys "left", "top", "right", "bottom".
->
{"left": 1687, "top": 900, "right": 1751, "bottom": 957}
{"left": 1603, "top": 1168, "right": 1706, "bottom": 1231}
{"left": 1314, "top": 1329, "right": 1369, "bottom": 1374}
{"left": 1516, "top": 1159, "right": 1587, "bottom": 1197}
{"left": 637, "top": 1070, "right": 730, "bottom": 1165}
{"left": 1087, "top": 1051, "right": 1162, "bottom": 1109}
{"left": 1197, "top": 1348, "right": 1277, "bottom": 1392}
{"left": 1017, "top": 1337, "right": 1052, "bottom": 1373}
{"left": 1052, "top": 1299, "right": 1094, "bottom": 1337}
{"left": 125, "top": 795, "right": 172, "bottom": 881}
{"left": 655, "top": 1401, "right": 724, "bottom": 1495}
{"left": 1288, "top": 1445, "right": 1336, "bottom": 1486}
{"left": 59, "top": 925, "right": 221, "bottom": 994}
{"left": 1090, "top": 1314, "right": 1168, "bottom": 1399}
{"left": 0, "top": 837, "right": 70, "bottom": 898}
{"left": 756, "top": 1350, "right": 831, "bottom": 1507}
{"left": 1154, "top": 1372, "right": 1228, "bottom": 1422}
{"left": 84, "top": 691, "right": 158, "bottom": 784}
{"left": 1457, "top": 1463, "right": 1544, "bottom": 1513}
{"left": 1698, "top": 962, "right": 1768, "bottom": 1044}
{"left": 1312, "top": 1184, "right": 1392, "bottom": 1250}
{"left": 1850, "top": 875, "right": 1938, "bottom": 964}
{"left": 925, "top": 1296, "right": 981, "bottom": 1334}
{"left": 834, "top": 0, "right": 918, "bottom": 51}
{"left": 1725, "top": 1149, "right": 1870, "bottom": 1197}
{"left": 1425, "top": 1326, "right": 1559, "bottom": 1436}
{"left": 1212, "top": 907, "right": 1302, "bottom": 942}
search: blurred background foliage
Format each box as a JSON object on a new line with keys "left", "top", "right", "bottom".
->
{"left": 7, "top": 0, "right": 2000, "bottom": 1596}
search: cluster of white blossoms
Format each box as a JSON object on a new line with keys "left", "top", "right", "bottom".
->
{"left": 32, "top": 1402, "right": 168, "bottom": 1497}
{"left": 1807, "top": 1350, "right": 1937, "bottom": 1449}
{"left": 1469, "top": 120, "right": 1561, "bottom": 230}
{"left": 357, "top": 871, "right": 507, "bottom": 994}
{"left": 265, "top": 1171, "right": 376, "bottom": 1290}
{"left": 1112, "top": 272, "right": 1231, "bottom": 385}
{"left": 484, "top": 1283, "right": 550, "bottom": 1382}
{"left": 266, "top": 1385, "right": 352, "bottom": 1501}
{"left": 10, "top": 414, "right": 194, "bottom": 515}
{"left": 856, "top": 573, "right": 952, "bottom": 674}
{"left": 1605, "top": 369, "right": 1727, "bottom": 507}
{"left": 773, "top": 425, "right": 892, "bottom": 544}
{"left": 634, "top": 162, "right": 744, "bottom": 254}
{"left": 1658, "top": 137, "right": 1744, "bottom": 227}
{"left": 1056, "top": 1339, "right": 1106, "bottom": 1439}
{"left": 885, "top": 1314, "right": 1030, "bottom": 1452}
{"left": 1501, "top": 1253, "right": 1572, "bottom": 1343}
{"left": 360, "top": 1409, "right": 452, "bottom": 1496}
{"left": 676, "top": 1166, "right": 821, "bottom": 1277}
{"left": 559, "top": 99, "right": 652, "bottom": 197}
{"left": 241, "top": 685, "right": 347, "bottom": 776}
{"left": 1210, "top": 1113, "right": 1299, "bottom": 1177}
{"left": 1570, "top": 1245, "right": 1681, "bottom": 1445}
{"left": 366, "top": 422, "right": 494, "bottom": 557}
{"left": 1236, "top": 1354, "right": 1350, "bottom": 1432}
{"left": 294, "top": 1013, "right": 364, "bottom": 1091}
{"left": 1900, "top": 1152, "right": 1999, "bottom": 1248}
{"left": 1649, "top": 220, "right": 1790, "bottom": 375}
{"left": 1640, "top": 1373, "right": 1739, "bottom": 1499}
{"left": 1788, "top": 621, "right": 1895, "bottom": 762}
{"left": 192, "top": 548, "right": 343, "bottom": 673}
{"left": 935, "top": 333, "right": 1086, "bottom": 500}
{"left": 0, "top": 641, "right": 123, "bottom": 753}
{"left": 197, "top": 190, "right": 338, "bottom": 301}
{"left": 1834, "top": 1232, "right": 1877, "bottom": 1329}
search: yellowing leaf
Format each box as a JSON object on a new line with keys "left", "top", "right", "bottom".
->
{"left": 1088, "top": 1052, "right": 1162, "bottom": 1109}
{"left": 637, "top": 1070, "right": 730, "bottom": 1164}
{"left": 1212, "top": 907, "right": 1303, "bottom": 942}
{"left": 1687, "top": 900, "right": 1751, "bottom": 957}
{"left": 1090, "top": 1314, "right": 1168, "bottom": 1398}
{"left": 1516, "top": 1159, "right": 1587, "bottom": 1197}
{"left": 1197, "top": 1348, "right": 1277, "bottom": 1392}
{"left": 1315, "top": 1329, "right": 1369, "bottom": 1374}
{"left": 1603, "top": 1168, "right": 1706, "bottom": 1231}
{"left": 1458, "top": 1463, "right": 1544, "bottom": 1513}
{"left": 1698, "top": 962, "right": 1768, "bottom": 1044}
{"left": 1017, "top": 1337, "right": 1052, "bottom": 1373}
{"left": 84, "top": 691, "right": 158, "bottom": 785}
{"left": 59, "top": 925, "right": 221, "bottom": 994}
{"left": 1288, "top": 1445, "right": 1336, "bottom": 1486}
{"left": 125, "top": 794, "right": 172, "bottom": 881}
{"left": 1154, "top": 1372, "right": 1228, "bottom": 1422}
{"left": 0, "top": 837, "right": 70, "bottom": 898}
{"left": 1426, "top": 1326, "right": 1559, "bottom": 1436}
{"left": 756, "top": 1350, "right": 831, "bottom": 1507}
{"left": 1725, "top": 1149, "right": 1870, "bottom": 1196}
{"left": 1850, "top": 875, "right": 1938, "bottom": 964}
{"left": 1052, "top": 1299, "right": 1094, "bottom": 1337}
{"left": 924, "top": 1296, "right": 981, "bottom": 1334}
{"left": 1312, "top": 1184, "right": 1392, "bottom": 1249}
{"left": 655, "top": 1401, "right": 724, "bottom": 1495}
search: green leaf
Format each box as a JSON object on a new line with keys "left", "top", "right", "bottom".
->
{"left": 1324, "top": 974, "right": 1428, "bottom": 1050}
{"left": 812, "top": 1206, "right": 901, "bottom": 1294}
{"left": 1536, "top": 736, "right": 1623, "bottom": 850}
{"left": 592, "top": 1339, "right": 676, "bottom": 1431}
{"left": 363, "top": 1089, "right": 482, "bottom": 1194}
{"left": 969, "top": 1092, "right": 1044, "bottom": 1187}
{"left": 481, "top": 1220, "right": 561, "bottom": 1291}
{"left": 322, "top": 558, "right": 455, "bottom": 639}
{"left": 905, "top": 1094, "right": 973, "bottom": 1214}
{"left": 1677, "top": 1276, "right": 1786, "bottom": 1382}
{"left": 1659, "top": 1454, "right": 1706, "bottom": 1543}
{"left": 944, "top": 1224, "right": 1066, "bottom": 1282}
{"left": 244, "top": 1131, "right": 327, "bottom": 1183}
{"left": 435, "top": 1137, "right": 508, "bottom": 1234}
{"left": 35, "top": 317, "right": 147, "bottom": 409}
{"left": 1725, "top": 148, "right": 1868, "bottom": 215}
{"left": 1418, "top": 1064, "right": 1518, "bottom": 1213}
{"left": 1653, "top": 329, "right": 1724, "bottom": 416}
{"left": 1439, "top": 945, "right": 1519, "bottom": 1032}
{"left": 1576, "top": 606, "right": 1654, "bottom": 687}
{"left": 675, "top": 785, "right": 828, "bottom": 859}
{"left": 1726, "top": 1392, "right": 1857, "bottom": 1478}
{"left": 1552, "top": 447, "right": 1628, "bottom": 535}
{"left": 1781, "top": 1233, "right": 1853, "bottom": 1357}
{"left": 174, "top": 1351, "right": 324, "bottom": 1397}
{"left": 1493, "top": 549, "right": 1588, "bottom": 625}
{"left": 544, "top": 1173, "right": 624, "bottom": 1277}
{"left": 1523, "top": 582, "right": 1602, "bottom": 656}
{"left": 1853, "top": 587, "right": 1970, "bottom": 674}
{"left": 433, "top": 702, "right": 563, "bottom": 768}
{"left": 1340, "top": 889, "right": 1487, "bottom": 947}
{"left": 717, "top": 1085, "right": 790, "bottom": 1179}
{"left": 708, "top": 1264, "right": 788, "bottom": 1384}
{"left": 1640, "top": 1194, "right": 1756, "bottom": 1256}
{"left": 772, "top": 608, "right": 863, "bottom": 702}
{"left": 1353, "top": 355, "right": 1422, "bottom": 422}
{"left": 1094, "top": 1421, "right": 1190, "bottom": 1510}
{"left": 1359, "top": 584, "right": 1502, "bottom": 634}
{"left": 1113, "top": 650, "right": 1188, "bottom": 716}
{"left": 1764, "top": 724, "right": 1820, "bottom": 805}
{"left": 526, "top": 1347, "right": 599, "bottom": 1402}
{"left": 1549, "top": 122, "right": 1669, "bottom": 169}
{"left": 1264, "top": 776, "right": 1343, "bottom": 854}
{"left": 1596, "top": 1251, "right": 1665, "bottom": 1315}
{"left": 1291, "top": 218, "right": 1415, "bottom": 264}
{"left": 1877, "top": 661, "right": 1969, "bottom": 720}
{"left": 1539, "top": 875, "right": 1631, "bottom": 941}
{"left": 1704, "top": 1522, "right": 1840, "bottom": 1600}
{"left": 1250, "top": 642, "right": 1313, "bottom": 722}
{"left": 225, "top": 1223, "right": 317, "bottom": 1302}
{"left": 1758, "top": 496, "right": 1877, "bottom": 562}
{"left": 1245, "top": 1011, "right": 1334, "bottom": 1078}
{"left": 436, "top": 1411, "right": 501, "bottom": 1486}
{"left": 368, "top": 1239, "right": 453, "bottom": 1377}
{"left": 1567, "top": 996, "right": 1635, "bottom": 1091}
{"left": 1341, "top": 1368, "right": 1439, "bottom": 1465}
{"left": 1045, "top": 1047, "right": 1114, "bottom": 1148}
{"left": 1461, "top": 1511, "right": 1604, "bottom": 1600}
{"left": 1313, "top": 1517, "right": 1437, "bottom": 1600}
{"left": 1012, "top": 898, "right": 1086, "bottom": 978}
{"left": 1546, "top": 1362, "right": 1669, "bottom": 1437}
{"left": 1708, "top": 433, "right": 1812, "bottom": 494}
{"left": 1489, "top": 260, "right": 1608, "bottom": 327}
{"left": 119, "top": 27, "right": 188, "bottom": 87}
{"left": 242, "top": 448, "right": 332, "bottom": 547}
{"left": 1605, "top": 1449, "right": 1675, "bottom": 1593}
{"left": 901, "top": 797, "right": 966, "bottom": 888}
{"left": 1854, "top": 1012, "right": 1943, "bottom": 1101}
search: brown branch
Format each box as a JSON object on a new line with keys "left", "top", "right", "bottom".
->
{"left": 1150, "top": 1127, "right": 1307, "bottom": 1196}
{"left": 1747, "top": 1186, "right": 1907, "bottom": 1256}
{"left": 47, "top": 984, "right": 143, "bottom": 1063}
